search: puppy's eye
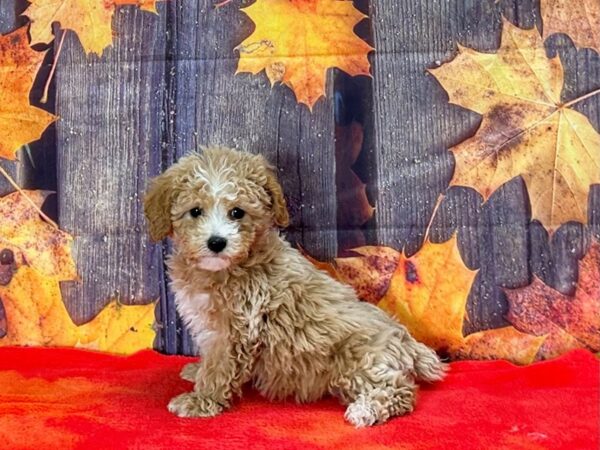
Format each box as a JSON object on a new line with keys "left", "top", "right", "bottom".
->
{"left": 189, "top": 207, "right": 202, "bottom": 218}
{"left": 229, "top": 207, "right": 245, "bottom": 220}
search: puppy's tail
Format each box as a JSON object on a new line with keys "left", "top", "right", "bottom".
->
{"left": 412, "top": 341, "right": 447, "bottom": 382}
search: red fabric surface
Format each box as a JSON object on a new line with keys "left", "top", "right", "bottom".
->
{"left": 0, "top": 347, "right": 597, "bottom": 450}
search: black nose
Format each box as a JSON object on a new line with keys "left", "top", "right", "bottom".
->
{"left": 207, "top": 236, "right": 227, "bottom": 253}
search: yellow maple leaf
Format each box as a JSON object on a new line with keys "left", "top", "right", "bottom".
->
{"left": 377, "top": 237, "right": 477, "bottom": 350}
{"left": 25, "top": 0, "right": 163, "bottom": 56}
{"left": 236, "top": 0, "right": 372, "bottom": 109}
{"left": 541, "top": 0, "right": 600, "bottom": 53}
{"left": 306, "top": 236, "right": 546, "bottom": 364}
{"left": 0, "top": 27, "right": 56, "bottom": 159}
{"left": 430, "top": 21, "right": 600, "bottom": 229}
{"left": 0, "top": 190, "right": 156, "bottom": 354}
{"left": 0, "top": 266, "right": 157, "bottom": 354}
{"left": 0, "top": 191, "right": 76, "bottom": 281}
{"left": 77, "top": 301, "right": 156, "bottom": 353}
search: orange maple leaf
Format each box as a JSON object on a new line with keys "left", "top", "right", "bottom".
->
{"left": 0, "top": 191, "right": 76, "bottom": 282}
{"left": 236, "top": 0, "right": 373, "bottom": 109}
{"left": 0, "top": 264, "right": 157, "bottom": 353}
{"left": 541, "top": 0, "right": 600, "bottom": 53}
{"left": 505, "top": 239, "right": 600, "bottom": 360}
{"left": 305, "top": 237, "right": 545, "bottom": 364}
{"left": 430, "top": 21, "right": 600, "bottom": 229}
{"left": 25, "top": 0, "right": 164, "bottom": 56}
{"left": 0, "top": 190, "right": 156, "bottom": 353}
{"left": 0, "top": 27, "right": 56, "bottom": 160}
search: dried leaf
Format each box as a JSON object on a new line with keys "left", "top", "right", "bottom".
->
{"left": 236, "top": 0, "right": 372, "bottom": 109}
{"left": 335, "top": 246, "right": 399, "bottom": 304}
{"left": 0, "top": 191, "right": 76, "bottom": 281}
{"left": 304, "top": 237, "right": 545, "bottom": 364}
{"left": 0, "top": 27, "right": 56, "bottom": 159}
{"left": 77, "top": 301, "right": 157, "bottom": 353}
{"left": 25, "top": 0, "right": 163, "bottom": 56}
{"left": 453, "top": 326, "right": 546, "bottom": 364}
{"left": 541, "top": 0, "right": 600, "bottom": 53}
{"left": 0, "top": 191, "right": 155, "bottom": 354}
{"left": 505, "top": 239, "right": 600, "bottom": 360}
{"left": 377, "top": 237, "right": 477, "bottom": 350}
{"left": 430, "top": 21, "right": 600, "bottom": 229}
{"left": 0, "top": 266, "right": 157, "bottom": 353}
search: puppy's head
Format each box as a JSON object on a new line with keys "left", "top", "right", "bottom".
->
{"left": 144, "top": 146, "right": 289, "bottom": 271}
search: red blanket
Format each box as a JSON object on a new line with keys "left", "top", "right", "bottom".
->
{"left": 0, "top": 347, "right": 597, "bottom": 449}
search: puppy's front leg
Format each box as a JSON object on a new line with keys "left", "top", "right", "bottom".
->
{"left": 168, "top": 341, "right": 249, "bottom": 418}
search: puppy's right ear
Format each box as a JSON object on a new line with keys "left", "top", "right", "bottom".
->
{"left": 144, "top": 171, "right": 176, "bottom": 242}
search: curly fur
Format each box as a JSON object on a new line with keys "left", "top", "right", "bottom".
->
{"left": 144, "top": 146, "right": 446, "bottom": 427}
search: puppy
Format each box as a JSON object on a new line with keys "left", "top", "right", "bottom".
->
{"left": 144, "top": 146, "right": 445, "bottom": 427}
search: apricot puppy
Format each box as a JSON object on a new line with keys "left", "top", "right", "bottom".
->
{"left": 144, "top": 146, "right": 445, "bottom": 427}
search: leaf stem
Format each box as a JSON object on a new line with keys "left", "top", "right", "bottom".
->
{"left": 0, "top": 163, "right": 58, "bottom": 229}
{"left": 41, "top": 30, "right": 67, "bottom": 105}
{"left": 562, "top": 87, "right": 600, "bottom": 109}
{"left": 423, "top": 193, "right": 445, "bottom": 243}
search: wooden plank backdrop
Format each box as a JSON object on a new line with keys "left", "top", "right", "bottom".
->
{"left": 0, "top": 0, "right": 598, "bottom": 354}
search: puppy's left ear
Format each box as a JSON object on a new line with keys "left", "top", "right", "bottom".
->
{"left": 257, "top": 155, "right": 290, "bottom": 228}
{"left": 265, "top": 167, "right": 290, "bottom": 227}
{"left": 144, "top": 171, "right": 177, "bottom": 241}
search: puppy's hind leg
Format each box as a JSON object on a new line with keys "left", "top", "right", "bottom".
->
{"left": 343, "top": 377, "right": 417, "bottom": 428}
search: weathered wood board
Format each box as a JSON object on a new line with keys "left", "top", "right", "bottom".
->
{"left": 55, "top": 8, "right": 167, "bottom": 325}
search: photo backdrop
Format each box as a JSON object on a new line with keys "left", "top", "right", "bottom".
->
{"left": 0, "top": 0, "right": 598, "bottom": 362}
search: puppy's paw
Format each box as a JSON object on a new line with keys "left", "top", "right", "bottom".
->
{"left": 344, "top": 399, "right": 378, "bottom": 428}
{"left": 168, "top": 392, "right": 223, "bottom": 418}
{"left": 180, "top": 362, "right": 200, "bottom": 382}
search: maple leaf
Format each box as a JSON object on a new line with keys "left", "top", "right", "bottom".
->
{"left": 25, "top": 0, "right": 163, "bottom": 56}
{"left": 0, "top": 191, "right": 76, "bottom": 282}
{"left": 505, "top": 239, "right": 600, "bottom": 360}
{"left": 0, "top": 190, "right": 156, "bottom": 353}
{"left": 236, "top": 0, "right": 372, "bottom": 109}
{"left": 305, "top": 237, "right": 545, "bottom": 364}
{"left": 430, "top": 20, "right": 600, "bottom": 229}
{"left": 541, "top": 0, "right": 600, "bottom": 53}
{"left": 0, "top": 27, "right": 56, "bottom": 160}
{"left": 0, "top": 265, "right": 157, "bottom": 353}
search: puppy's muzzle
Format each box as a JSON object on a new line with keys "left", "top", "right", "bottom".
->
{"left": 207, "top": 235, "right": 227, "bottom": 253}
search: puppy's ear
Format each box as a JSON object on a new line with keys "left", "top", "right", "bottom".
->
{"left": 256, "top": 155, "right": 290, "bottom": 228}
{"left": 144, "top": 171, "right": 176, "bottom": 241}
{"left": 265, "top": 167, "right": 290, "bottom": 227}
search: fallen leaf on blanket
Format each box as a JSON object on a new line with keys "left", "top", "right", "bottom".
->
{"left": 541, "top": 0, "right": 600, "bottom": 53}
{"left": 505, "top": 239, "right": 600, "bottom": 360}
{"left": 335, "top": 121, "right": 374, "bottom": 250}
{"left": 0, "top": 27, "right": 56, "bottom": 159}
{"left": 0, "top": 265, "right": 157, "bottom": 353}
{"left": 430, "top": 20, "right": 600, "bottom": 229}
{"left": 236, "top": 0, "right": 372, "bottom": 109}
{"left": 304, "top": 236, "right": 545, "bottom": 364}
{"left": 0, "top": 190, "right": 76, "bottom": 281}
{"left": 25, "top": 0, "right": 164, "bottom": 56}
